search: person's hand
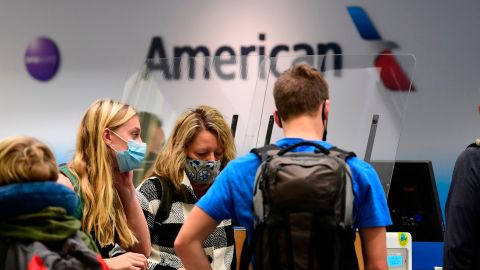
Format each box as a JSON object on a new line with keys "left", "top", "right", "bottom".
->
{"left": 113, "top": 170, "right": 135, "bottom": 191}
{"left": 177, "top": 268, "right": 186, "bottom": 270}
{"left": 104, "top": 252, "right": 148, "bottom": 270}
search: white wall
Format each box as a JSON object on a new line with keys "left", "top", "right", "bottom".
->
{"left": 1, "top": 0, "right": 480, "bottom": 213}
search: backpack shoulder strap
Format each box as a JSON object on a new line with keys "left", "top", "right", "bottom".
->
{"left": 239, "top": 224, "right": 263, "bottom": 270}
{"left": 328, "top": 146, "right": 357, "bottom": 160}
{"left": 59, "top": 163, "right": 83, "bottom": 219}
{"left": 149, "top": 176, "right": 173, "bottom": 227}
{"left": 329, "top": 146, "right": 356, "bottom": 228}
{"left": 59, "top": 163, "right": 81, "bottom": 193}
{"left": 250, "top": 144, "right": 281, "bottom": 162}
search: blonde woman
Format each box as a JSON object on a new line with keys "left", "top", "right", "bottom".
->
{"left": 57, "top": 99, "right": 150, "bottom": 270}
{"left": 0, "top": 136, "right": 107, "bottom": 269}
{"left": 137, "top": 105, "right": 236, "bottom": 270}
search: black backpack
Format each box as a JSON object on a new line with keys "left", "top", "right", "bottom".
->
{"left": 241, "top": 141, "right": 358, "bottom": 270}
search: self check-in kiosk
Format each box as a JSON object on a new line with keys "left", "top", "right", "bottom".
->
{"left": 370, "top": 160, "right": 445, "bottom": 243}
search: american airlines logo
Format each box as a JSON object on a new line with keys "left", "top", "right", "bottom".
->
{"left": 347, "top": 6, "right": 415, "bottom": 91}
{"left": 145, "top": 34, "right": 343, "bottom": 80}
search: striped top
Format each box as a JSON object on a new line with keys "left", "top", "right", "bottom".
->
{"left": 137, "top": 174, "right": 235, "bottom": 270}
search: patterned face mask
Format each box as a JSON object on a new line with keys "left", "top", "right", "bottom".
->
{"left": 185, "top": 158, "right": 222, "bottom": 185}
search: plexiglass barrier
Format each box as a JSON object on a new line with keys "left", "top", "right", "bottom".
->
{"left": 123, "top": 54, "right": 415, "bottom": 190}
{"left": 123, "top": 56, "right": 263, "bottom": 184}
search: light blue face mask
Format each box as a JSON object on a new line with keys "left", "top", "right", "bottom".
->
{"left": 110, "top": 130, "right": 147, "bottom": 173}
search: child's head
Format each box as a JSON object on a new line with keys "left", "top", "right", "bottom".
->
{"left": 0, "top": 136, "right": 58, "bottom": 186}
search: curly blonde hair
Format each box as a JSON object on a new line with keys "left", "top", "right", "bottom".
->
{"left": 0, "top": 136, "right": 58, "bottom": 186}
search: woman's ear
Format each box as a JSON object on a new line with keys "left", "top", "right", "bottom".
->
{"left": 273, "top": 111, "right": 283, "bottom": 128}
{"left": 102, "top": 128, "right": 113, "bottom": 145}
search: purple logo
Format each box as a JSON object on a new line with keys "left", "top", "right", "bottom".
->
{"left": 25, "top": 37, "right": 60, "bottom": 81}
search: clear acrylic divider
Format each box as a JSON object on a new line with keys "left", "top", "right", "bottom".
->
{"left": 122, "top": 56, "right": 264, "bottom": 185}
{"left": 247, "top": 54, "right": 415, "bottom": 197}
{"left": 122, "top": 54, "right": 415, "bottom": 194}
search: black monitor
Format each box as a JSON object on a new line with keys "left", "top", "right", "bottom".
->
{"left": 369, "top": 160, "right": 445, "bottom": 242}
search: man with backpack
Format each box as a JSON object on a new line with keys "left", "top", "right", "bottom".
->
{"left": 175, "top": 64, "right": 392, "bottom": 270}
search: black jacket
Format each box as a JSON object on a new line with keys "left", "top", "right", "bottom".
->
{"left": 444, "top": 144, "right": 480, "bottom": 269}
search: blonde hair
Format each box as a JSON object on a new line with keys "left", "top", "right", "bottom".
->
{"left": 149, "top": 105, "right": 236, "bottom": 191}
{"left": 68, "top": 99, "right": 138, "bottom": 248}
{"left": 0, "top": 136, "right": 58, "bottom": 186}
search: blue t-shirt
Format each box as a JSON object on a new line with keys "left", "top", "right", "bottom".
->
{"left": 197, "top": 138, "right": 392, "bottom": 240}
